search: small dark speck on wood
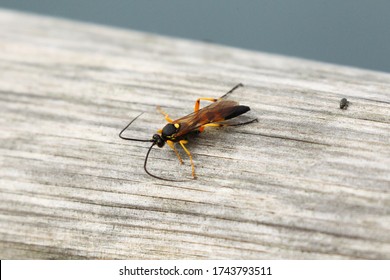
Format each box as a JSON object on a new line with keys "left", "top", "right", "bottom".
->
{"left": 340, "top": 98, "right": 349, "bottom": 110}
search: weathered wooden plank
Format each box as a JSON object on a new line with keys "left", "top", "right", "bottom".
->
{"left": 0, "top": 9, "right": 389, "bottom": 259}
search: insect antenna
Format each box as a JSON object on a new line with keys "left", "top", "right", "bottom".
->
{"left": 119, "top": 113, "right": 154, "bottom": 142}
{"left": 143, "top": 142, "right": 189, "bottom": 182}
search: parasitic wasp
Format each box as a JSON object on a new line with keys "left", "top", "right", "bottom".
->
{"left": 119, "top": 83, "right": 257, "bottom": 181}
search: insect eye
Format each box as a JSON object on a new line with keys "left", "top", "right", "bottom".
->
{"left": 157, "top": 138, "right": 165, "bottom": 147}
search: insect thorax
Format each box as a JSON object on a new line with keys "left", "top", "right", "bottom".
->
{"left": 161, "top": 123, "right": 180, "bottom": 138}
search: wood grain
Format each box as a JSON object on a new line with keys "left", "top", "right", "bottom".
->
{"left": 0, "top": 9, "right": 389, "bottom": 259}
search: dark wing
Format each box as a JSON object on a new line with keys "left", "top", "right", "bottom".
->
{"left": 173, "top": 100, "right": 250, "bottom": 138}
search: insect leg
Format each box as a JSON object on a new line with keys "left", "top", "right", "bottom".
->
{"left": 167, "top": 140, "right": 183, "bottom": 164}
{"left": 198, "top": 120, "right": 255, "bottom": 133}
{"left": 157, "top": 106, "right": 173, "bottom": 123}
{"left": 179, "top": 140, "right": 196, "bottom": 178}
{"left": 194, "top": 84, "right": 244, "bottom": 111}
{"left": 194, "top": 97, "right": 218, "bottom": 112}
{"left": 225, "top": 118, "right": 258, "bottom": 126}
{"left": 202, "top": 118, "right": 258, "bottom": 129}
{"left": 202, "top": 123, "right": 224, "bottom": 128}
{"left": 220, "top": 83, "right": 244, "bottom": 99}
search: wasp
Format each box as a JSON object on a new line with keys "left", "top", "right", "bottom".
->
{"left": 119, "top": 83, "right": 257, "bottom": 181}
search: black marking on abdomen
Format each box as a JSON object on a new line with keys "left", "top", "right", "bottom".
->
{"left": 225, "top": 105, "right": 250, "bottom": 120}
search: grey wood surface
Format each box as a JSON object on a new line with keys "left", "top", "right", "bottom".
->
{"left": 0, "top": 9, "right": 389, "bottom": 259}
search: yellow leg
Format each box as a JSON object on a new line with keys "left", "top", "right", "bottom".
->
{"left": 194, "top": 84, "right": 244, "bottom": 112}
{"left": 157, "top": 106, "right": 173, "bottom": 123}
{"left": 167, "top": 140, "right": 183, "bottom": 164}
{"left": 194, "top": 97, "right": 218, "bottom": 112}
{"left": 179, "top": 140, "right": 196, "bottom": 178}
{"left": 202, "top": 123, "right": 224, "bottom": 128}
{"left": 201, "top": 119, "right": 257, "bottom": 130}
{"left": 197, "top": 123, "right": 223, "bottom": 133}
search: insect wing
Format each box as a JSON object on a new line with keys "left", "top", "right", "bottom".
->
{"left": 173, "top": 100, "right": 241, "bottom": 137}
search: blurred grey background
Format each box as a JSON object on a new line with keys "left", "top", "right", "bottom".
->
{"left": 1, "top": 0, "right": 389, "bottom": 72}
